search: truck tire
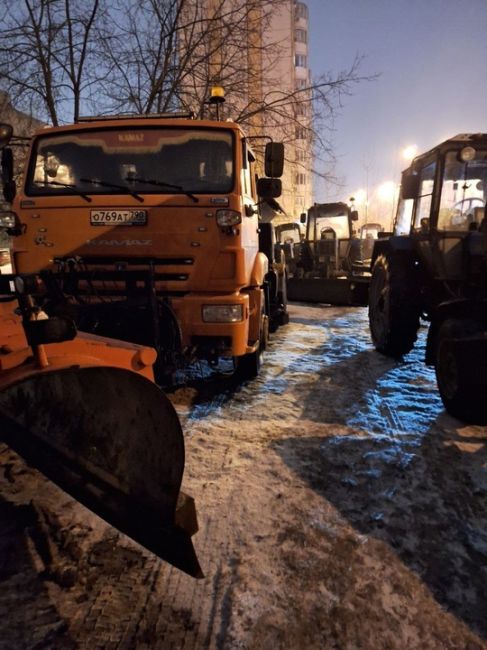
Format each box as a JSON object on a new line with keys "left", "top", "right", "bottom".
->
{"left": 236, "top": 313, "right": 268, "bottom": 380}
{"left": 368, "top": 252, "right": 420, "bottom": 357}
{"left": 270, "top": 271, "right": 289, "bottom": 332}
{"left": 435, "top": 318, "right": 487, "bottom": 423}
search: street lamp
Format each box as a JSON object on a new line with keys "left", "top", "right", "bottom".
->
{"left": 402, "top": 144, "right": 418, "bottom": 163}
{"left": 351, "top": 188, "right": 368, "bottom": 221}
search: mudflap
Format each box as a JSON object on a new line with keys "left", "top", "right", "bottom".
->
{"left": 0, "top": 366, "right": 203, "bottom": 578}
{"left": 287, "top": 277, "right": 368, "bottom": 306}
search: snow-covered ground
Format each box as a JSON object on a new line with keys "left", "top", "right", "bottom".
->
{"left": 1, "top": 303, "right": 486, "bottom": 649}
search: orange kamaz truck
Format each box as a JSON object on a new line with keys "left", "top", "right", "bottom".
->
{"left": 0, "top": 110, "right": 285, "bottom": 381}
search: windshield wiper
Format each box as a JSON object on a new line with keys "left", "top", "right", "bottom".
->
{"left": 130, "top": 177, "right": 199, "bottom": 203}
{"left": 34, "top": 180, "right": 92, "bottom": 202}
{"left": 80, "top": 177, "right": 144, "bottom": 203}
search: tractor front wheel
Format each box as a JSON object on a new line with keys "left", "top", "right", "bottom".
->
{"left": 368, "top": 252, "right": 421, "bottom": 358}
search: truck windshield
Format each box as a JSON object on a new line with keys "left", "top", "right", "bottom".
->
{"left": 438, "top": 149, "right": 487, "bottom": 231}
{"left": 26, "top": 127, "right": 235, "bottom": 197}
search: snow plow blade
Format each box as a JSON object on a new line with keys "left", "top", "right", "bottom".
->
{"left": 0, "top": 365, "right": 203, "bottom": 578}
{"left": 287, "top": 277, "right": 369, "bottom": 306}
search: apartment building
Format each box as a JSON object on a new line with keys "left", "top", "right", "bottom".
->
{"left": 185, "top": 0, "right": 313, "bottom": 220}
{"left": 265, "top": 1, "right": 313, "bottom": 219}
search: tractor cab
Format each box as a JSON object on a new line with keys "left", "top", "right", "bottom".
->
{"left": 392, "top": 134, "right": 487, "bottom": 283}
{"left": 360, "top": 222, "right": 384, "bottom": 263}
{"left": 300, "top": 202, "right": 359, "bottom": 278}
{"left": 368, "top": 132, "right": 487, "bottom": 423}
{"left": 286, "top": 201, "right": 369, "bottom": 306}
{"left": 274, "top": 221, "right": 303, "bottom": 275}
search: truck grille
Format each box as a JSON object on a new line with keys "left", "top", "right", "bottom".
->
{"left": 52, "top": 256, "right": 194, "bottom": 296}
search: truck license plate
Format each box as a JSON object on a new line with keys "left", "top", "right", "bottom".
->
{"left": 90, "top": 210, "right": 147, "bottom": 226}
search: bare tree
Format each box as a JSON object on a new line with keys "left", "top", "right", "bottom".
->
{"left": 0, "top": 0, "right": 372, "bottom": 198}
{"left": 95, "top": 0, "right": 289, "bottom": 118}
{"left": 96, "top": 0, "right": 371, "bottom": 190}
{"left": 0, "top": 0, "right": 103, "bottom": 125}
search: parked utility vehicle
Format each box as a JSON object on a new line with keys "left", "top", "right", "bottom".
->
{"left": 273, "top": 221, "right": 303, "bottom": 277}
{"left": 359, "top": 222, "right": 384, "bottom": 263}
{"left": 368, "top": 133, "right": 487, "bottom": 422}
{"left": 287, "top": 202, "right": 369, "bottom": 305}
{"left": 0, "top": 109, "right": 285, "bottom": 382}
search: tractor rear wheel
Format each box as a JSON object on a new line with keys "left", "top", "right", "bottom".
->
{"left": 368, "top": 252, "right": 421, "bottom": 357}
{"left": 435, "top": 318, "right": 487, "bottom": 423}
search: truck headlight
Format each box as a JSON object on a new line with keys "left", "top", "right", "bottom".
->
{"left": 216, "top": 209, "right": 241, "bottom": 227}
{"left": 202, "top": 304, "right": 243, "bottom": 322}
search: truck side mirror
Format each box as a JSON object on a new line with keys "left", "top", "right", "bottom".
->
{"left": 350, "top": 210, "right": 359, "bottom": 221}
{"left": 300, "top": 212, "right": 306, "bottom": 224}
{"left": 257, "top": 177, "right": 282, "bottom": 198}
{"left": 401, "top": 171, "right": 419, "bottom": 200}
{"left": 1, "top": 147, "right": 16, "bottom": 202}
{"left": 264, "top": 142, "right": 284, "bottom": 178}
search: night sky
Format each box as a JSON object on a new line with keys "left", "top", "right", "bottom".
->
{"left": 306, "top": 0, "right": 487, "bottom": 207}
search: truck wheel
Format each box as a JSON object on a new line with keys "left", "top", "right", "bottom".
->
{"left": 435, "top": 319, "right": 487, "bottom": 423}
{"left": 236, "top": 313, "right": 268, "bottom": 380}
{"left": 368, "top": 252, "right": 420, "bottom": 357}
{"left": 270, "top": 272, "right": 289, "bottom": 332}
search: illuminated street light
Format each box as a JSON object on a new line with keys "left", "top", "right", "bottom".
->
{"left": 377, "top": 180, "right": 400, "bottom": 228}
{"left": 378, "top": 180, "right": 397, "bottom": 202}
{"left": 352, "top": 188, "right": 367, "bottom": 206}
{"left": 402, "top": 144, "right": 418, "bottom": 162}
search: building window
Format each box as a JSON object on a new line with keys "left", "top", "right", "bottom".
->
{"left": 295, "top": 28, "right": 307, "bottom": 43}
{"left": 295, "top": 54, "right": 307, "bottom": 68}
{"left": 295, "top": 3, "right": 308, "bottom": 20}
{"left": 295, "top": 173, "right": 306, "bottom": 185}
{"left": 295, "top": 196, "right": 305, "bottom": 206}
{"left": 295, "top": 126, "right": 307, "bottom": 140}
{"left": 296, "top": 79, "right": 308, "bottom": 90}
{"left": 295, "top": 103, "right": 308, "bottom": 117}
{"left": 296, "top": 149, "right": 307, "bottom": 162}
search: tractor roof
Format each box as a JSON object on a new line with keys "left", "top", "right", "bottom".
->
{"left": 408, "top": 133, "right": 487, "bottom": 171}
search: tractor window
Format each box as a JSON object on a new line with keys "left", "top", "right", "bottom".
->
{"left": 308, "top": 205, "right": 351, "bottom": 240}
{"left": 314, "top": 216, "right": 349, "bottom": 240}
{"left": 360, "top": 223, "right": 382, "bottom": 239}
{"left": 394, "top": 198, "right": 413, "bottom": 235}
{"left": 277, "top": 226, "right": 301, "bottom": 243}
{"left": 413, "top": 161, "right": 436, "bottom": 231}
{"left": 438, "top": 150, "right": 487, "bottom": 231}
{"left": 27, "top": 127, "right": 235, "bottom": 196}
